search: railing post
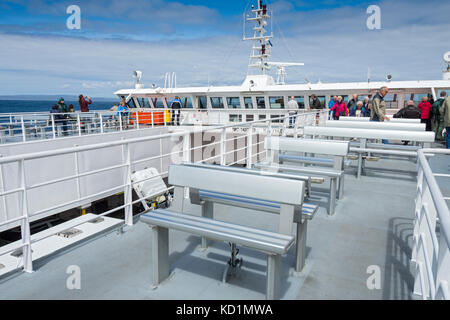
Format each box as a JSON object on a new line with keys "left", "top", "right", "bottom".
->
{"left": 99, "top": 113, "right": 104, "bottom": 134}
{"left": 294, "top": 113, "right": 300, "bottom": 138}
{"left": 151, "top": 112, "right": 154, "bottom": 128}
{"left": 123, "top": 141, "right": 133, "bottom": 226}
{"left": 21, "top": 116, "right": 26, "bottom": 142}
{"left": 119, "top": 113, "right": 123, "bottom": 132}
{"left": 247, "top": 124, "right": 253, "bottom": 168}
{"left": 19, "top": 159, "right": 33, "bottom": 273}
{"left": 435, "top": 236, "right": 450, "bottom": 299}
{"left": 51, "top": 114, "right": 56, "bottom": 139}
{"left": 220, "top": 127, "right": 226, "bottom": 165}
{"left": 77, "top": 113, "right": 82, "bottom": 136}
{"left": 136, "top": 112, "right": 140, "bottom": 130}
{"left": 183, "top": 132, "right": 191, "bottom": 163}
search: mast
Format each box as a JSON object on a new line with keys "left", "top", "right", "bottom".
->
{"left": 243, "top": 0, "right": 273, "bottom": 75}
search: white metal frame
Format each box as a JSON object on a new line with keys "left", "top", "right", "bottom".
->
{"left": 412, "top": 149, "right": 450, "bottom": 300}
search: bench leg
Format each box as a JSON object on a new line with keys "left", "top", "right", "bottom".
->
{"left": 295, "top": 220, "right": 307, "bottom": 272}
{"left": 151, "top": 226, "right": 169, "bottom": 288}
{"left": 266, "top": 254, "right": 281, "bottom": 300}
{"left": 201, "top": 201, "right": 214, "bottom": 249}
{"left": 329, "top": 178, "right": 336, "bottom": 216}
{"left": 279, "top": 204, "right": 295, "bottom": 235}
{"left": 338, "top": 175, "right": 345, "bottom": 200}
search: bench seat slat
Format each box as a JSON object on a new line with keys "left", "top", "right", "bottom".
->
{"left": 141, "top": 210, "right": 294, "bottom": 255}
{"left": 255, "top": 163, "right": 342, "bottom": 178}
{"left": 198, "top": 190, "right": 318, "bottom": 220}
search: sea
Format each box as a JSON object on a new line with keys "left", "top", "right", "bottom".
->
{"left": 0, "top": 100, "right": 117, "bottom": 114}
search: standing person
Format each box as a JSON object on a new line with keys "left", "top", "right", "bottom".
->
{"left": 330, "top": 96, "right": 348, "bottom": 120}
{"left": 310, "top": 95, "right": 323, "bottom": 109}
{"left": 370, "top": 87, "right": 390, "bottom": 144}
{"left": 432, "top": 91, "right": 447, "bottom": 141}
{"left": 170, "top": 96, "right": 183, "bottom": 126}
{"left": 117, "top": 101, "right": 130, "bottom": 129}
{"left": 418, "top": 96, "right": 433, "bottom": 131}
{"left": 349, "top": 101, "right": 366, "bottom": 117}
{"left": 363, "top": 97, "right": 371, "bottom": 117}
{"left": 328, "top": 96, "right": 337, "bottom": 109}
{"left": 370, "top": 87, "right": 390, "bottom": 122}
{"left": 78, "top": 95, "right": 92, "bottom": 112}
{"left": 394, "top": 100, "right": 421, "bottom": 145}
{"left": 347, "top": 94, "right": 359, "bottom": 114}
{"left": 440, "top": 95, "right": 450, "bottom": 149}
{"left": 287, "top": 96, "right": 299, "bottom": 128}
{"left": 56, "top": 98, "right": 69, "bottom": 136}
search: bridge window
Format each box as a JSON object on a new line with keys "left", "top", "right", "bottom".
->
{"left": 211, "top": 97, "right": 224, "bottom": 109}
{"left": 269, "top": 96, "right": 285, "bottom": 109}
{"left": 256, "top": 97, "right": 266, "bottom": 109}
{"left": 227, "top": 97, "right": 241, "bottom": 109}
{"left": 198, "top": 96, "right": 207, "bottom": 109}
{"left": 293, "top": 96, "right": 305, "bottom": 109}
{"left": 152, "top": 98, "right": 166, "bottom": 108}
{"left": 244, "top": 97, "right": 253, "bottom": 109}
{"left": 178, "top": 97, "right": 193, "bottom": 108}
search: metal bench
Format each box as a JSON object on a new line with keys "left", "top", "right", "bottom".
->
{"left": 303, "top": 126, "right": 435, "bottom": 178}
{"left": 141, "top": 164, "right": 307, "bottom": 300}
{"left": 256, "top": 137, "right": 349, "bottom": 214}
{"left": 141, "top": 210, "right": 294, "bottom": 299}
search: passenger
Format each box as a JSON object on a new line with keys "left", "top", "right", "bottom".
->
{"left": 310, "top": 94, "right": 323, "bottom": 109}
{"left": 68, "top": 104, "right": 75, "bottom": 113}
{"left": 328, "top": 96, "right": 337, "bottom": 109}
{"left": 370, "top": 87, "right": 390, "bottom": 144}
{"left": 363, "top": 97, "right": 371, "bottom": 117}
{"left": 287, "top": 96, "right": 299, "bottom": 128}
{"left": 393, "top": 100, "right": 421, "bottom": 119}
{"left": 418, "top": 96, "right": 433, "bottom": 131}
{"left": 347, "top": 94, "right": 359, "bottom": 114}
{"left": 56, "top": 98, "right": 69, "bottom": 135}
{"left": 440, "top": 95, "right": 450, "bottom": 149}
{"left": 349, "top": 101, "right": 366, "bottom": 117}
{"left": 109, "top": 103, "right": 118, "bottom": 112}
{"left": 432, "top": 91, "right": 447, "bottom": 141}
{"left": 330, "top": 96, "right": 348, "bottom": 120}
{"left": 394, "top": 100, "right": 421, "bottom": 145}
{"left": 170, "top": 96, "right": 183, "bottom": 126}
{"left": 117, "top": 101, "right": 130, "bottom": 129}
{"left": 78, "top": 95, "right": 92, "bottom": 112}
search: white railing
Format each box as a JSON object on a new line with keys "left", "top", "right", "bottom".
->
{"left": 412, "top": 149, "right": 450, "bottom": 300}
{"left": 0, "top": 110, "right": 328, "bottom": 273}
{"left": 0, "top": 109, "right": 322, "bottom": 145}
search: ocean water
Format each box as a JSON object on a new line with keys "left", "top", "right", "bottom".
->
{"left": 0, "top": 100, "right": 117, "bottom": 114}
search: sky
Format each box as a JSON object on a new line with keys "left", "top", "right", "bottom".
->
{"left": 0, "top": 0, "right": 449, "bottom": 98}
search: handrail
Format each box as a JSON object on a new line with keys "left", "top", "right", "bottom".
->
{"left": 412, "top": 148, "right": 450, "bottom": 300}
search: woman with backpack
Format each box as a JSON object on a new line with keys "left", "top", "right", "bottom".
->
{"left": 330, "top": 96, "right": 348, "bottom": 120}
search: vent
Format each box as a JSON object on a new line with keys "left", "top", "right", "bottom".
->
{"left": 11, "top": 248, "right": 33, "bottom": 258}
{"left": 88, "top": 217, "right": 105, "bottom": 224}
{"left": 57, "top": 228, "right": 83, "bottom": 239}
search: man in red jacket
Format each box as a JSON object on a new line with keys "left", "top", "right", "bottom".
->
{"left": 418, "top": 96, "right": 433, "bottom": 131}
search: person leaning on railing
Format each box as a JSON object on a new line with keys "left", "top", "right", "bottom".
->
{"left": 287, "top": 96, "right": 299, "bottom": 128}
{"left": 117, "top": 101, "right": 130, "bottom": 129}
{"left": 432, "top": 91, "right": 447, "bottom": 141}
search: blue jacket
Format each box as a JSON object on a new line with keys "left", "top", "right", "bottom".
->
{"left": 117, "top": 105, "right": 129, "bottom": 117}
{"left": 171, "top": 98, "right": 183, "bottom": 109}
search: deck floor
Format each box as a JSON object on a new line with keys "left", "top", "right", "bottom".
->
{"left": 0, "top": 157, "right": 427, "bottom": 300}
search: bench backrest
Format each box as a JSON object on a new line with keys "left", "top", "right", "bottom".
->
{"left": 303, "top": 126, "right": 435, "bottom": 142}
{"left": 168, "top": 164, "right": 305, "bottom": 205}
{"left": 326, "top": 121, "right": 425, "bottom": 132}
{"left": 338, "top": 116, "right": 421, "bottom": 124}
{"left": 265, "top": 137, "right": 350, "bottom": 156}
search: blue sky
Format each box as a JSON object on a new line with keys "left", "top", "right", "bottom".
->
{"left": 0, "top": 0, "right": 449, "bottom": 97}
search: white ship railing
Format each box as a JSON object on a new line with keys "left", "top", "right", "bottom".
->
{"left": 0, "top": 109, "right": 322, "bottom": 145}
{"left": 412, "top": 149, "right": 450, "bottom": 300}
{"left": 0, "top": 110, "right": 328, "bottom": 273}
